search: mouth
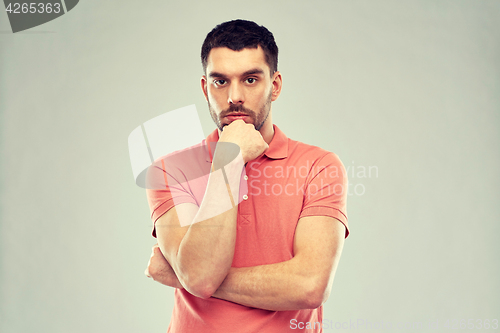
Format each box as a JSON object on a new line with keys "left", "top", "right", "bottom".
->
{"left": 226, "top": 112, "right": 248, "bottom": 117}
{"left": 224, "top": 112, "right": 250, "bottom": 122}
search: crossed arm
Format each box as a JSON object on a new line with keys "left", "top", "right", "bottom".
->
{"left": 147, "top": 208, "right": 345, "bottom": 311}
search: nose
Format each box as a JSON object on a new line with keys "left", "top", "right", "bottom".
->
{"left": 228, "top": 82, "right": 244, "bottom": 105}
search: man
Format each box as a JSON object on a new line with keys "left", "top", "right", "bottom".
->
{"left": 145, "top": 19, "right": 349, "bottom": 332}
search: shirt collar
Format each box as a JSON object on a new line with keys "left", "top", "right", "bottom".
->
{"left": 205, "top": 124, "right": 288, "bottom": 162}
{"left": 263, "top": 124, "right": 288, "bottom": 159}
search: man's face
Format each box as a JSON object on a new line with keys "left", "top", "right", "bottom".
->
{"left": 201, "top": 46, "right": 281, "bottom": 132}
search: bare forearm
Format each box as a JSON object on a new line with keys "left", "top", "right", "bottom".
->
{"left": 153, "top": 216, "right": 344, "bottom": 309}
{"left": 169, "top": 152, "right": 244, "bottom": 297}
{"left": 148, "top": 246, "right": 327, "bottom": 310}
{"left": 212, "top": 257, "right": 325, "bottom": 311}
{"left": 176, "top": 205, "right": 237, "bottom": 296}
{"left": 211, "top": 217, "right": 344, "bottom": 310}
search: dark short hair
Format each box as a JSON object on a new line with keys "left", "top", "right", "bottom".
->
{"left": 201, "top": 19, "right": 278, "bottom": 76}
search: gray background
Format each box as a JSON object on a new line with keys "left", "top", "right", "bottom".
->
{"left": 1, "top": 0, "right": 499, "bottom": 332}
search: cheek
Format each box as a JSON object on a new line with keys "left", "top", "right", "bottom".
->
{"left": 256, "top": 83, "right": 272, "bottom": 99}
{"left": 255, "top": 88, "right": 271, "bottom": 104}
{"left": 207, "top": 89, "right": 225, "bottom": 105}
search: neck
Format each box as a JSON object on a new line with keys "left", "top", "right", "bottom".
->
{"left": 259, "top": 117, "right": 274, "bottom": 145}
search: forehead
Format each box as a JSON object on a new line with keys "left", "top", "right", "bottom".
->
{"left": 206, "top": 46, "right": 270, "bottom": 76}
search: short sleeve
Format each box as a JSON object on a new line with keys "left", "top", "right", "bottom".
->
{"left": 145, "top": 157, "right": 201, "bottom": 238}
{"left": 299, "top": 152, "right": 349, "bottom": 237}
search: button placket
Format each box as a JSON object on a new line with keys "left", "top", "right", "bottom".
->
{"left": 237, "top": 165, "right": 252, "bottom": 226}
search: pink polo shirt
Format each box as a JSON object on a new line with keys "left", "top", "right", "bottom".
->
{"left": 146, "top": 125, "right": 348, "bottom": 333}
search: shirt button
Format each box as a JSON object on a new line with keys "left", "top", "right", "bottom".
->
{"left": 243, "top": 175, "right": 248, "bottom": 180}
{"left": 243, "top": 195, "right": 248, "bottom": 200}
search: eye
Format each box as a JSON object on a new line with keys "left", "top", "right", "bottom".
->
{"left": 214, "top": 79, "right": 227, "bottom": 87}
{"left": 246, "top": 78, "right": 257, "bottom": 84}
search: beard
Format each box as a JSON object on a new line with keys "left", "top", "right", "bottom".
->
{"left": 208, "top": 89, "right": 272, "bottom": 131}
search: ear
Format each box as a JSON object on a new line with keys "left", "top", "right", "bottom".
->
{"left": 271, "top": 71, "right": 282, "bottom": 102}
{"left": 201, "top": 75, "right": 209, "bottom": 102}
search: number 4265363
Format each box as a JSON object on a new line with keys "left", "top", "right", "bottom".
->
{"left": 5, "top": 3, "right": 62, "bottom": 14}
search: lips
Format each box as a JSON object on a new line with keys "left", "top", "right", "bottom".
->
{"left": 224, "top": 112, "right": 249, "bottom": 122}
{"left": 226, "top": 112, "right": 248, "bottom": 117}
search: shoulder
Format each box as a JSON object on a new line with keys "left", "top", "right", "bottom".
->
{"left": 287, "top": 138, "right": 345, "bottom": 169}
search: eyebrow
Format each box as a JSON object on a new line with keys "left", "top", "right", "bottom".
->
{"left": 208, "top": 68, "right": 265, "bottom": 79}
